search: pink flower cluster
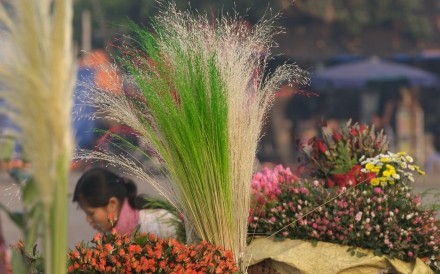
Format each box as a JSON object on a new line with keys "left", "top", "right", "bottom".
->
{"left": 250, "top": 165, "right": 295, "bottom": 204}
{"left": 248, "top": 165, "right": 440, "bottom": 272}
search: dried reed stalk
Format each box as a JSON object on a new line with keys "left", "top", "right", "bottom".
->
{"left": 0, "top": 0, "right": 75, "bottom": 273}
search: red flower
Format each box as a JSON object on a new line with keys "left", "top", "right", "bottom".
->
{"left": 350, "top": 164, "right": 361, "bottom": 176}
{"left": 332, "top": 131, "right": 343, "bottom": 142}
{"left": 350, "top": 128, "right": 358, "bottom": 136}
{"left": 333, "top": 173, "right": 348, "bottom": 188}
{"left": 326, "top": 178, "right": 335, "bottom": 188}
{"left": 316, "top": 140, "right": 328, "bottom": 154}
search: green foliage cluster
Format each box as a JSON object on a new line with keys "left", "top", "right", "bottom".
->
{"left": 0, "top": 171, "right": 44, "bottom": 273}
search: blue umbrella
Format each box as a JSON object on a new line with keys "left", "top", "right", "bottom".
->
{"left": 311, "top": 56, "right": 439, "bottom": 90}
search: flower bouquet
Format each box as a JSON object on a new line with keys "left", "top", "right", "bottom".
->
{"left": 67, "top": 228, "right": 238, "bottom": 273}
{"left": 301, "top": 120, "right": 388, "bottom": 188}
{"left": 360, "top": 151, "right": 425, "bottom": 187}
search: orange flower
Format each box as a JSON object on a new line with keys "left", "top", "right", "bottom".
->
{"left": 93, "top": 233, "right": 102, "bottom": 244}
{"left": 104, "top": 243, "right": 113, "bottom": 253}
{"left": 67, "top": 231, "right": 238, "bottom": 273}
{"left": 158, "top": 260, "right": 166, "bottom": 269}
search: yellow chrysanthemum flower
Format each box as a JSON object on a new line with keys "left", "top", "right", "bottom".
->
{"left": 385, "top": 164, "right": 395, "bottom": 170}
{"left": 365, "top": 163, "right": 375, "bottom": 170}
{"left": 361, "top": 151, "right": 424, "bottom": 187}
{"left": 370, "top": 178, "right": 380, "bottom": 186}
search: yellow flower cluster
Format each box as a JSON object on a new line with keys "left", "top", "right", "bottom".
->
{"left": 360, "top": 152, "right": 425, "bottom": 187}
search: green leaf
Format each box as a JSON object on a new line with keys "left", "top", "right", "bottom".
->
{"left": 374, "top": 248, "right": 383, "bottom": 257}
{"left": 356, "top": 251, "right": 367, "bottom": 257}
{"left": 25, "top": 206, "right": 42, "bottom": 250}
{"left": 134, "top": 234, "right": 149, "bottom": 246}
{"left": 11, "top": 248, "right": 28, "bottom": 274}
{"left": 22, "top": 178, "right": 39, "bottom": 204}
{"left": 0, "top": 203, "right": 25, "bottom": 229}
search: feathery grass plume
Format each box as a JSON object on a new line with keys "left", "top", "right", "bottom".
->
{"left": 75, "top": 2, "right": 308, "bottom": 267}
{"left": 0, "top": 0, "right": 75, "bottom": 273}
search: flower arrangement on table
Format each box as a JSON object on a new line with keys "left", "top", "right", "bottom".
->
{"left": 67, "top": 228, "right": 238, "bottom": 273}
{"left": 248, "top": 120, "right": 439, "bottom": 272}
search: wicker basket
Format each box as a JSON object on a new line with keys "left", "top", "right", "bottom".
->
{"left": 247, "top": 259, "right": 280, "bottom": 274}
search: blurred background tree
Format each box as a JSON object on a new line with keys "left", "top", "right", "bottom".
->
{"left": 73, "top": 0, "right": 436, "bottom": 60}
{"left": 289, "top": 0, "right": 430, "bottom": 38}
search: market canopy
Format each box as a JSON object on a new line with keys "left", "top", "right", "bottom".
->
{"left": 311, "top": 56, "right": 439, "bottom": 90}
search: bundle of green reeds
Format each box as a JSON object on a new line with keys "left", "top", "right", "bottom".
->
{"left": 75, "top": 2, "right": 308, "bottom": 268}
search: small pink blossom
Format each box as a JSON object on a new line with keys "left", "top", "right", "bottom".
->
{"left": 355, "top": 212, "right": 363, "bottom": 222}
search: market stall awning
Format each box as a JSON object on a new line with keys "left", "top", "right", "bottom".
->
{"left": 311, "top": 56, "right": 439, "bottom": 90}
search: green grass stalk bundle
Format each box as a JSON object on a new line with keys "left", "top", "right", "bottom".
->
{"left": 76, "top": 2, "right": 308, "bottom": 267}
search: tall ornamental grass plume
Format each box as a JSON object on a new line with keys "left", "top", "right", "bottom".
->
{"left": 0, "top": 0, "right": 75, "bottom": 273}
{"left": 75, "top": 2, "right": 308, "bottom": 267}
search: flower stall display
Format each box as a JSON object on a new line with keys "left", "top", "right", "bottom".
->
{"left": 248, "top": 164, "right": 439, "bottom": 272}
{"left": 247, "top": 120, "right": 439, "bottom": 273}
{"left": 67, "top": 228, "right": 238, "bottom": 273}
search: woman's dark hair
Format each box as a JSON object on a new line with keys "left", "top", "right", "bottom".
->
{"left": 73, "top": 167, "right": 145, "bottom": 209}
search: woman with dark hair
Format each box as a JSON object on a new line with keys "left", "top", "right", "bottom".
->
{"left": 73, "top": 167, "right": 179, "bottom": 238}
